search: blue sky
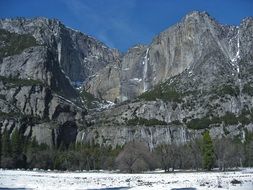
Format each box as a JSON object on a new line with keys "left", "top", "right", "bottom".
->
{"left": 0, "top": 0, "right": 252, "bottom": 52}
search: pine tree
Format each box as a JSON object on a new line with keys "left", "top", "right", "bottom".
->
{"left": 202, "top": 130, "right": 215, "bottom": 171}
{"left": 2, "top": 129, "right": 11, "bottom": 157}
{"left": 11, "top": 128, "right": 22, "bottom": 158}
{"left": 0, "top": 125, "right": 2, "bottom": 167}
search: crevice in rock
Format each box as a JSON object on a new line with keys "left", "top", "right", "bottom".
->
{"left": 43, "top": 87, "right": 53, "bottom": 120}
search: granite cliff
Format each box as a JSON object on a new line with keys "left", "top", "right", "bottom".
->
{"left": 1, "top": 11, "right": 253, "bottom": 149}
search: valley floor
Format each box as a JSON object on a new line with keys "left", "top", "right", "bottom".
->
{"left": 0, "top": 169, "right": 252, "bottom": 190}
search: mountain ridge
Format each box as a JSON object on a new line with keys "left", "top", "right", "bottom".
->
{"left": 0, "top": 11, "right": 253, "bottom": 150}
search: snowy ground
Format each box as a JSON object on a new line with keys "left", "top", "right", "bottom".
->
{"left": 0, "top": 169, "right": 252, "bottom": 190}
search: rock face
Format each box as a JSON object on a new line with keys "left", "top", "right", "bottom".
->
{"left": 0, "top": 17, "right": 121, "bottom": 147}
{"left": 0, "top": 46, "right": 77, "bottom": 98}
{"left": 0, "top": 81, "right": 86, "bottom": 147}
{"left": 0, "top": 17, "right": 121, "bottom": 84}
{"left": 1, "top": 12, "right": 253, "bottom": 149}
{"left": 79, "top": 96, "right": 253, "bottom": 149}
{"left": 77, "top": 12, "right": 253, "bottom": 148}
{"left": 85, "top": 62, "right": 121, "bottom": 102}
{"left": 86, "top": 12, "right": 253, "bottom": 102}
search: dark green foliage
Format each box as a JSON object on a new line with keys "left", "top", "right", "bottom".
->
{"left": 0, "top": 94, "right": 5, "bottom": 100}
{"left": 245, "top": 129, "right": 253, "bottom": 143}
{"left": 215, "top": 85, "right": 239, "bottom": 97}
{"left": 127, "top": 117, "right": 167, "bottom": 126}
{"left": 139, "top": 84, "right": 182, "bottom": 102}
{"left": 0, "top": 29, "right": 37, "bottom": 57}
{"left": 171, "top": 120, "right": 182, "bottom": 125}
{"left": 1, "top": 129, "right": 13, "bottom": 168}
{"left": 222, "top": 112, "right": 238, "bottom": 125}
{"left": 187, "top": 117, "right": 213, "bottom": 129}
{"left": 0, "top": 126, "right": 1, "bottom": 167}
{"left": 223, "top": 126, "right": 230, "bottom": 135}
{"left": 237, "top": 114, "right": 251, "bottom": 125}
{"left": 244, "top": 130, "right": 253, "bottom": 167}
{"left": 0, "top": 111, "right": 22, "bottom": 119}
{"left": 186, "top": 111, "right": 248, "bottom": 130}
{"left": 242, "top": 83, "right": 253, "bottom": 96}
{"left": 25, "top": 137, "right": 51, "bottom": 169}
{"left": 80, "top": 90, "right": 100, "bottom": 109}
{"left": 209, "top": 94, "right": 219, "bottom": 101}
{"left": 11, "top": 128, "right": 23, "bottom": 157}
{"left": 1, "top": 128, "right": 253, "bottom": 171}
{"left": 68, "top": 143, "right": 123, "bottom": 171}
{"left": 1, "top": 129, "right": 11, "bottom": 157}
{"left": 202, "top": 131, "right": 215, "bottom": 171}
{"left": 0, "top": 76, "right": 43, "bottom": 87}
{"left": 1, "top": 128, "right": 27, "bottom": 168}
{"left": 24, "top": 139, "right": 123, "bottom": 171}
{"left": 186, "top": 116, "right": 221, "bottom": 129}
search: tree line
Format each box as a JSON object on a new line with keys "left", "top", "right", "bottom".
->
{"left": 1, "top": 128, "right": 253, "bottom": 173}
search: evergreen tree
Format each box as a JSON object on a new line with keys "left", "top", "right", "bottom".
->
{"left": 1, "top": 129, "right": 11, "bottom": 157}
{"left": 0, "top": 125, "right": 2, "bottom": 167}
{"left": 202, "top": 130, "right": 215, "bottom": 171}
{"left": 11, "top": 128, "right": 23, "bottom": 158}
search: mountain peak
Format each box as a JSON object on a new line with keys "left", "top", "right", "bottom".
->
{"left": 1, "top": 11, "right": 253, "bottom": 153}
{"left": 0, "top": 16, "right": 61, "bottom": 24}
{"left": 241, "top": 16, "right": 253, "bottom": 26}
{"left": 186, "top": 10, "right": 207, "bottom": 16}
{"left": 183, "top": 11, "right": 217, "bottom": 23}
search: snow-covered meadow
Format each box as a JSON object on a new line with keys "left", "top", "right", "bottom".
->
{"left": 0, "top": 169, "right": 252, "bottom": 190}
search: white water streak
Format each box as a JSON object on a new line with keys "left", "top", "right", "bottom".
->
{"left": 143, "top": 48, "right": 149, "bottom": 92}
{"left": 231, "top": 29, "right": 240, "bottom": 74}
{"left": 57, "top": 42, "right": 62, "bottom": 63}
{"left": 231, "top": 29, "right": 243, "bottom": 107}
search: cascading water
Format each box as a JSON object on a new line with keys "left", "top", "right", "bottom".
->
{"left": 57, "top": 42, "right": 62, "bottom": 63}
{"left": 231, "top": 28, "right": 241, "bottom": 73}
{"left": 143, "top": 48, "right": 149, "bottom": 92}
{"left": 231, "top": 28, "right": 242, "bottom": 107}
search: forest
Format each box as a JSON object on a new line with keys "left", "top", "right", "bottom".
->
{"left": 1, "top": 128, "right": 253, "bottom": 173}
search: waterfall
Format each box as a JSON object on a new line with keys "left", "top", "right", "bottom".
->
{"left": 231, "top": 28, "right": 240, "bottom": 72}
{"left": 143, "top": 48, "right": 149, "bottom": 92}
{"left": 231, "top": 28, "right": 242, "bottom": 108}
{"left": 57, "top": 42, "right": 62, "bottom": 63}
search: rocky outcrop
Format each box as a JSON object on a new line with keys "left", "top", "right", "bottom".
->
{"left": 0, "top": 17, "right": 121, "bottom": 84}
{"left": 0, "top": 27, "right": 87, "bottom": 147}
{"left": 1, "top": 12, "right": 253, "bottom": 149}
{"left": 0, "top": 46, "right": 78, "bottom": 99}
{"left": 0, "top": 81, "right": 86, "bottom": 147}
{"left": 76, "top": 124, "right": 253, "bottom": 150}
{"left": 77, "top": 13, "right": 253, "bottom": 148}
{"left": 77, "top": 92, "right": 253, "bottom": 149}
{"left": 0, "top": 17, "right": 122, "bottom": 147}
{"left": 85, "top": 62, "right": 121, "bottom": 102}
{"left": 86, "top": 12, "right": 253, "bottom": 102}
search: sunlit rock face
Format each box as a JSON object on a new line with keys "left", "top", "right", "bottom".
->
{"left": 0, "top": 17, "right": 121, "bottom": 84}
{"left": 77, "top": 12, "right": 253, "bottom": 148}
{"left": 86, "top": 12, "right": 253, "bottom": 102}
{"left": 0, "top": 12, "right": 253, "bottom": 148}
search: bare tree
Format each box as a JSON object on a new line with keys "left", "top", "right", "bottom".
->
{"left": 244, "top": 140, "right": 253, "bottom": 167}
{"left": 116, "top": 141, "right": 152, "bottom": 173}
{"left": 156, "top": 143, "right": 179, "bottom": 172}
{"left": 214, "top": 138, "right": 232, "bottom": 171}
{"left": 214, "top": 137, "right": 247, "bottom": 170}
{"left": 188, "top": 140, "right": 202, "bottom": 170}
